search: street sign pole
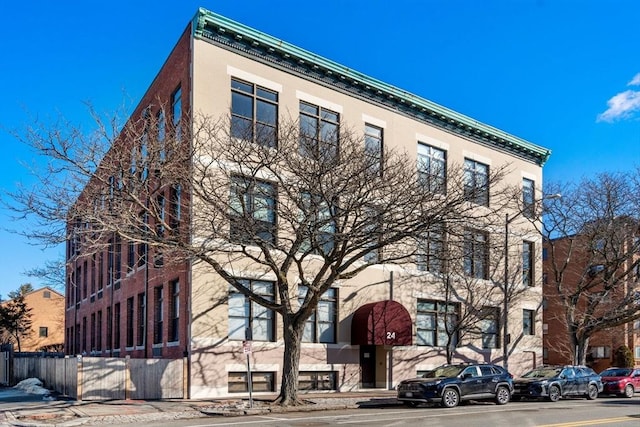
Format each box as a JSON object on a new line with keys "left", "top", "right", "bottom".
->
{"left": 243, "top": 340, "right": 253, "bottom": 408}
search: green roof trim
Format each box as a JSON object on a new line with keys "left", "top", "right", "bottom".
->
{"left": 192, "top": 8, "right": 551, "bottom": 166}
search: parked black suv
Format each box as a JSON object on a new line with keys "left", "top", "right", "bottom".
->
{"left": 396, "top": 363, "right": 514, "bottom": 408}
{"left": 512, "top": 365, "right": 603, "bottom": 402}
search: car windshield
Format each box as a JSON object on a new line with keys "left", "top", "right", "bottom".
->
{"left": 522, "top": 368, "right": 561, "bottom": 379}
{"left": 423, "top": 365, "right": 465, "bottom": 378}
{"left": 600, "top": 368, "right": 632, "bottom": 377}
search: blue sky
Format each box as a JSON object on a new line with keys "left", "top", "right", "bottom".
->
{"left": 1, "top": 0, "right": 639, "bottom": 298}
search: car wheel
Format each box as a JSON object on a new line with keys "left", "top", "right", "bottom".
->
{"left": 548, "top": 385, "right": 561, "bottom": 402}
{"left": 586, "top": 384, "right": 598, "bottom": 400}
{"left": 441, "top": 388, "right": 460, "bottom": 408}
{"left": 623, "top": 384, "right": 634, "bottom": 398}
{"left": 403, "top": 401, "right": 419, "bottom": 408}
{"left": 495, "top": 386, "right": 510, "bottom": 405}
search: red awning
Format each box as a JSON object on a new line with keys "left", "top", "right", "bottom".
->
{"left": 351, "top": 300, "right": 412, "bottom": 346}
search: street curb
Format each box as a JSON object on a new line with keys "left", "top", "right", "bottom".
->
{"left": 4, "top": 399, "right": 403, "bottom": 426}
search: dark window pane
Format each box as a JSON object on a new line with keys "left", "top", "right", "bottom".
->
{"left": 300, "top": 101, "right": 318, "bottom": 115}
{"left": 256, "top": 100, "right": 277, "bottom": 125}
{"left": 231, "top": 92, "right": 253, "bottom": 118}
{"left": 257, "top": 88, "right": 277, "bottom": 101}
{"left": 231, "top": 79, "right": 253, "bottom": 94}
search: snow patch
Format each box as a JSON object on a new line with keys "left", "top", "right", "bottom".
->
{"left": 13, "top": 378, "right": 51, "bottom": 396}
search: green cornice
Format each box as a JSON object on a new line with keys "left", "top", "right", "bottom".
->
{"left": 193, "top": 8, "right": 551, "bottom": 166}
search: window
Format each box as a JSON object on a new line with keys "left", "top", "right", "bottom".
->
{"left": 172, "top": 86, "right": 182, "bottom": 142}
{"left": 230, "top": 177, "right": 277, "bottom": 245}
{"left": 635, "top": 346, "right": 640, "bottom": 359}
{"left": 43, "top": 291, "right": 51, "bottom": 299}
{"left": 154, "top": 286, "right": 163, "bottom": 345}
{"left": 82, "top": 316, "right": 87, "bottom": 353}
{"left": 168, "top": 279, "right": 180, "bottom": 342}
{"left": 155, "top": 194, "right": 166, "bottom": 237}
{"left": 137, "top": 293, "right": 145, "bottom": 347}
{"left": 416, "top": 300, "right": 458, "bottom": 347}
{"left": 82, "top": 260, "right": 88, "bottom": 298}
{"left": 228, "top": 279, "right": 275, "bottom": 342}
{"left": 464, "top": 229, "right": 488, "bottom": 279}
{"left": 417, "top": 143, "right": 446, "bottom": 194}
{"left": 96, "top": 311, "right": 102, "bottom": 351}
{"left": 107, "top": 239, "right": 114, "bottom": 286}
{"left": 231, "top": 78, "right": 278, "bottom": 147}
{"left": 90, "top": 256, "right": 96, "bottom": 295}
{"left": 463, "top": 158, "right": 489, "bottom": 206}
{"left": 157, "top": 110, "right": 166, "bottom": 162}
{"left": 522, "top": 241, "right": 534, "bottom": 286}
{"left": 299, "top": 371, "right": 337, "bottom": 391}
{"left": 114, "top": 236, "right": 122, "bottom": 284}
{"left": 138, "top": 212, "right": 148, "bottom": 267}
{"left": 299, "top": 101, "right": 339, "bottom": 158}
{"left": 169, "top": 184, "right": 182, "bottom": 230}
{"left": 228, "top": 372, "right": 275, "bottom": 393}
{"left": 522, "top": 178, "right": 535, "bottom": 218}
{"left": 299, "top": 286, "right": 337, "bottom": 343}
{"left": 140, "top": 119, "right": 149, "bottom": 180}
{"left": 416, "top": 225, "right": 445, "bottom": 273}
{"left": 364, "top": 124, "right": 383, "bottom": 176}
{"left": 127, "top": 241, "right": 136, "bottom": 273}
{"left": 98, "top": 252, "right": 104, "bottom": 292}
{"left": 39, "top": 327, "right": 48, "bottom": 337}
{"left": 362, "top": 208, "right": 382, "bottom": 263}
{"left": 590, "top": 346, "right": 611, "bottom": 359}
{"left": 75, "top": 266, "right": 82, "bottom": 303}
{"left": 300, "top": 192, "right": 335, "bottom": 255}
{"left": 523, "top": 309, "right": 535, "bottom": 335}
{"left": 480, "top": 307, "right": 500, "bottom": 349}
{"left": 106, "top": 306, "right": 112, "bottom": 351}
{"left": 114, "top": 303, "right": 121, "bottom": 350}
{"left": 90, "top": 313, "right": 96, "bottom": 351}
{"left": 126, "top": 297, "right": 134, "bottom": 347}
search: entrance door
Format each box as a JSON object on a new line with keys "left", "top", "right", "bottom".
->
{"left": 360, "top": 345, "right": 376, "bottom": 388}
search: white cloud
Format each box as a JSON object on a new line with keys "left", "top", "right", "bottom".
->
{"left": 629, "top": 73, "right": 640, "bottom": 86}
{"left": 596, "top": 89, "right": 640, "bottom": 122}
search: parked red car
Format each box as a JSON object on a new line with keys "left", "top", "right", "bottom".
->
{"left": 599, "top": 367, "right": 640, "bottom": 398}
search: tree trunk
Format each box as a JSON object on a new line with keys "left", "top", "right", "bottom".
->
{"left": 446, "top": 338, "right": 454, "bottom": 364}
{"left": 276, "top": 316, "right": 305, "bottom": 406}
{"left": 568, "top": 327, "right": 589, "bottom": 365}
{"left": 575, "top": 337, "right": 590, "bottom": 365}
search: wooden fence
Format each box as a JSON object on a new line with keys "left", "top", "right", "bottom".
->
{"left": 9, "top": 354, "right": 186, "bottom": 400}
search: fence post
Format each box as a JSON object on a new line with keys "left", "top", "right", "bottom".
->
{"left": 182, "top": 356, "right": 188, "bottom": 399}
{"left": 76, "top": 355, "right": 83, "bottom": 401}
{"left": 125, "top": 355, "right": 131, "bottom": 400}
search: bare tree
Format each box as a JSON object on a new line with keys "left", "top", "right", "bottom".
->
{"left": 7, "top": 107, "right": 513, "bottom": 405}
{"left": 542, "top": 172, "right": 640, "bottom": 365}
{"left": 24, "top": 258, "right": 66, "bottom": 292}
{"left": 417, "top": 210, "right": 541, "bottom": 366}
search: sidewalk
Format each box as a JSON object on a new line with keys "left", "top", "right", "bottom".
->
{"left": 0, "top": 389, "right": 401, "bottom": 426}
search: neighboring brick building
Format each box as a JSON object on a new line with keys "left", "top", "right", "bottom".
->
{"left": 2, "top": 287, "right": 64, "bottom": 352}
{"left": 543, "top": 235, "right": 640, "bottom": 371}
{"left": 65, "top": 8, "right": 551, "bottom": 398}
